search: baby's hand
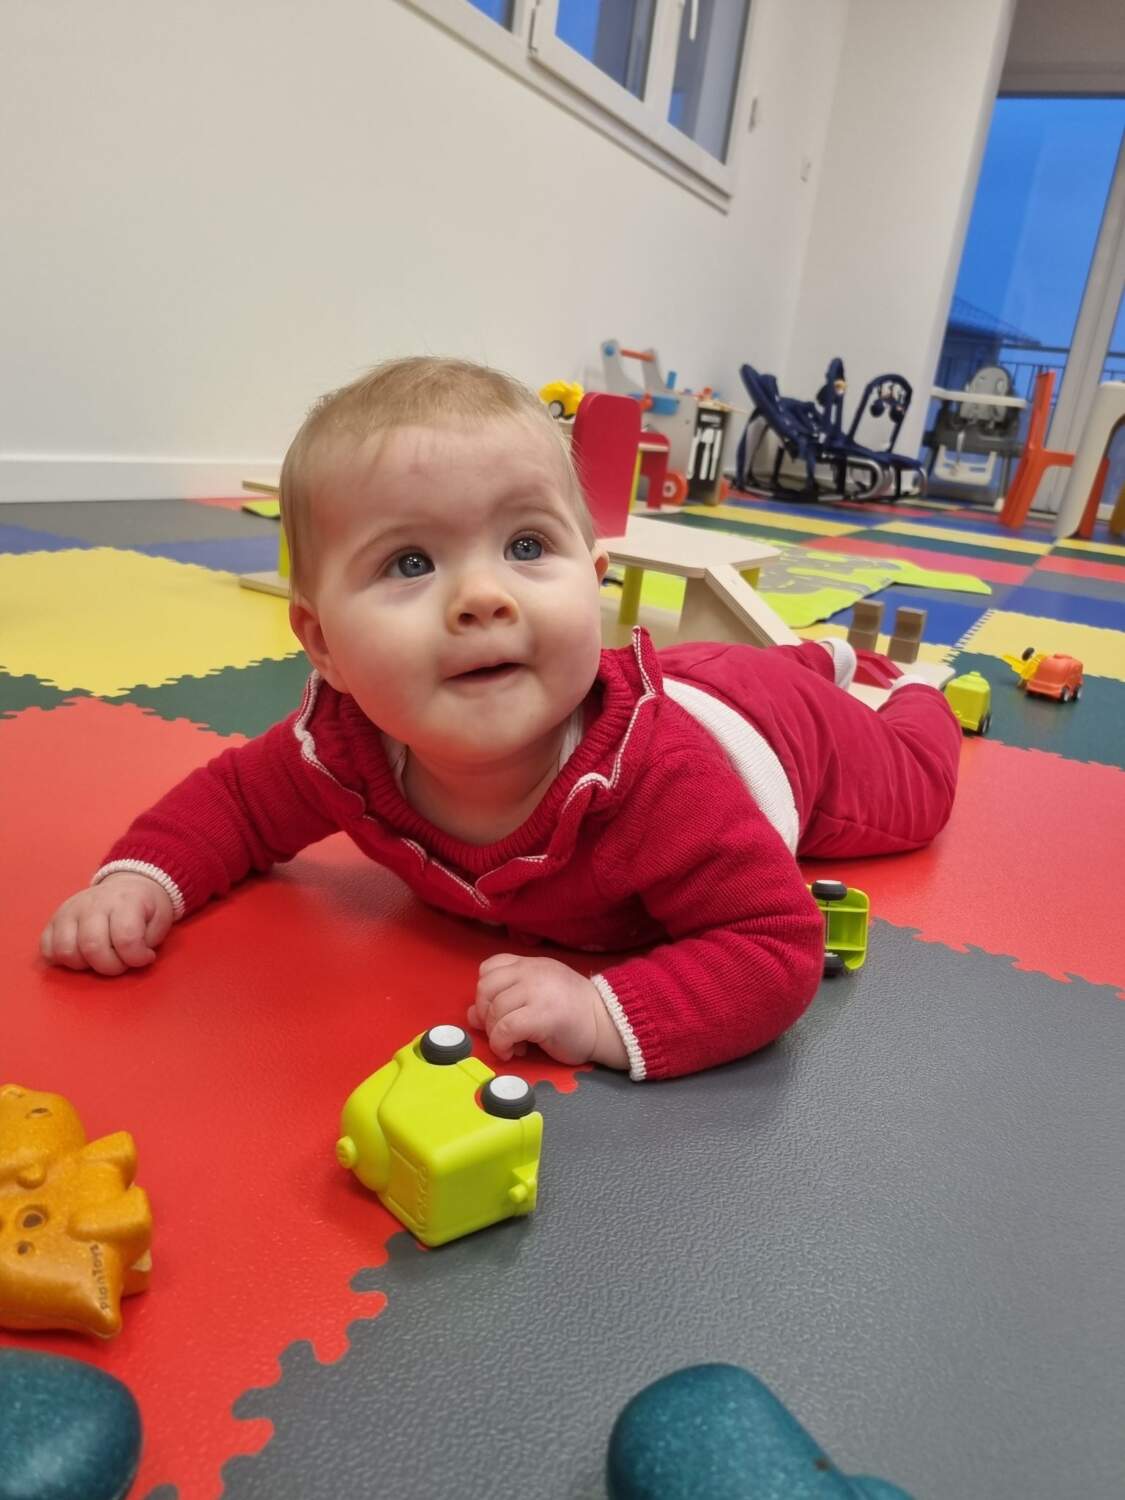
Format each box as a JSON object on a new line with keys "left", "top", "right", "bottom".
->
{"left": 41, "top": 874, "right": 175, "bottom": 977}
{"left": 468, "top": 954, "right": 628, "bottom": 1070}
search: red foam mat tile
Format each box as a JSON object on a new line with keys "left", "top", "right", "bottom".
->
{"left": 801, "top": 737, "right": 1124, "bottom": 999}
{"left": 1, "top": 700, "right": 582, "bottom": 1498}
{"left": 803, "top": 532, "right": 1034, "bottom": 585}
{"left": 1036, "top": 553, "right": 1125, "bottom": 583}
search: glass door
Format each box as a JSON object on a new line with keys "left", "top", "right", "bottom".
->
{"left": 1096, "top": 284, "right": 1125, "bottom": 523}
{"left": 928, "top": 98, "right": 1125, "bottom": 509}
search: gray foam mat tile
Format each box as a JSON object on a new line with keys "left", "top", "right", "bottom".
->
{"left": 0, "top": 500, "right": 276, "bottom": 544}
{"left": 222, "top": 924, "right": 1125, "bottom": 1500}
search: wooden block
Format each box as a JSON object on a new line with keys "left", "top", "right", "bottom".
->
{"left": 887, "top": 606, "right": 927, "bottom": 664}
{"left": 848, "top": 600, "right": 884, "bottom": 654}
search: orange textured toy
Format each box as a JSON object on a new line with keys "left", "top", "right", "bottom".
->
{"left": 0, "top": 1084, "right": 153, "bottom": 1338}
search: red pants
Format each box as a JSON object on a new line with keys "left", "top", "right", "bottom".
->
{"left": 778, "top": 641, "right": 962, "bottom": 859}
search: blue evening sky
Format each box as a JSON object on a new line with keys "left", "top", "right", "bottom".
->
{"left": 954, "top": 98, "right": 1125, "bottom": 351}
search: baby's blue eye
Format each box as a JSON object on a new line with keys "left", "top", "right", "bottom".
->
{"left": 391, "top": 550, "right": 433, "bottom": 579}
{"left": 507, "top": 535, "right": 543, "bottom": 562}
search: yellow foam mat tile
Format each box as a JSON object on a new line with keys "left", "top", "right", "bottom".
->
{"left": 872, "top": 521, "right": 1050, "bottom": 554}
{"left": 1054, "top": 536, "right": 1125, "bottom": 559}
{"left": 681, "top": 503, "right": 862, "bottom": 537}
{"left": 0, "top": 548, "right": 299, "bottom": 696}
{"left": 956, "top": 609, "right": 1125, "bottom": 681}
{"left": 797, "top": 622, "right": 956, "bottom": 664}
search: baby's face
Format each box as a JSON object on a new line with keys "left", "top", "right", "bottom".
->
{"left": 295, "top": 417, "right": 607, "bottom": 772}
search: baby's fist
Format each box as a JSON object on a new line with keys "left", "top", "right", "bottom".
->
{"left": 41, "top": 873, "right": 175, "bottom": 977}
{"left": 468, "top": 954, "right": 628, "bottom": 1071}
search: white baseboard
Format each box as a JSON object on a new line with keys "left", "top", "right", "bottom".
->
{"left": 0, "top": 456, "right": 282, "bottom": 502}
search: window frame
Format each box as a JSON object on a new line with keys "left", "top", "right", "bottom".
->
{"left": 401, "top": 0, "right": 758, "bottom": 208}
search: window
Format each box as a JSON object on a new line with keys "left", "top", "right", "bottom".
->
{"left": 466, "top": 0, "right": 514, "bottom": 24}
{"left": 405, "top": 0, "right": 755, "bottom": 202}
{"left": 555, "top": 0, "right": 655, "bottom": 99}
{"left": 667, "top": 0, "right": 750, "bottom": 162}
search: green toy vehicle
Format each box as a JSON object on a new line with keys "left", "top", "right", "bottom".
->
{"left": 943, "top": 670, "right": 992, "bottom": 734}
{"left": 809, "top": 880, "right": 870, "bottom": 976}
{"left": 336, "top": 1026, "right": 542, "bottom": 1248}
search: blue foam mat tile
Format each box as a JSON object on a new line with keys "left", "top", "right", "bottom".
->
{"left": 0, "top": 524, "right": 94, "bottom": 554}
{"left": 859, "top": 585, "right": 996, "bottom": 645}
{"left": 134, "top": 536, "right": 282, "bottom": 572}
{"left": 1002, "top": 583, "right": 1125, "bottom": 632}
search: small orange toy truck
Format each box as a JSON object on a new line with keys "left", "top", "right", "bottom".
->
{"left": 1001, "top": 647, "right": 1083, "bottom": 703}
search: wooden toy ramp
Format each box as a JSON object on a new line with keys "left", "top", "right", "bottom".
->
{"left": 601, "top": 514, "right": 798, "bottom": 649}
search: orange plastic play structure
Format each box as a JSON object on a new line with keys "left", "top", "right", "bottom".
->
{"left": 999, "top": 369, "right": 1107, "bottom": 536}
{"left": 0, "top": 1083, "right": 153, "bottom": 1338}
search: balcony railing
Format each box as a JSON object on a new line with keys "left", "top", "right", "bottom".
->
{"left": 931, "top": 343, "right": 1125, "bottom": 449}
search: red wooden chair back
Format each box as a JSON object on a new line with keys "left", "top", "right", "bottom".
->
{"left": 570, "top": 391, "right": 641, "bottom": 537}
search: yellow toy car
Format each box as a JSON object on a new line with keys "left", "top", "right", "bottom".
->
{"left": 336, "top": 1026, "right": 542, "bottom": 1248}
{"left": 809, "top": 880, "right": 869, "bottom": 976}
{"left": 538, "top": 380, "right": 584, "bottom": 420}
{"left": 943, "top": 670, "right": 992, "bottom": 733}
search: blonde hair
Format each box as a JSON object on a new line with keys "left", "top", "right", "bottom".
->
{"left": 279, "top": 355, "right": 594, "bottom": 594}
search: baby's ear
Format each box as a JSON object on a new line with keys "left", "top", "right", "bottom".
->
{"left": 592, "top": 546, "right": 610, "bottom": 582}
{"left": 289, "top": 598, "right": 344, "bottom": 691}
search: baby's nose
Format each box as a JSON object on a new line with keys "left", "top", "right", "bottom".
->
{"left": 448, "top": 570, "right": 519, "bottom": 628}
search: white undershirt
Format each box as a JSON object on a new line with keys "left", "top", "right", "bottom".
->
{"left": 383, "top": 704, "right": 586, "bottom": 801}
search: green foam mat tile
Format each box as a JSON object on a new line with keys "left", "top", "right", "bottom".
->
{"left": 121, "top": 655, "right": 313, "bottom": 739}
{"left": 947, "top": 649, "right": 1125, "bottom": 771}
{"left": 0, "top": 671, "right": 87, "bottom": 720}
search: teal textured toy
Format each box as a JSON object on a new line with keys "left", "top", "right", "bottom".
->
{"left": 0, "top": 1350, "right": 142, "bottom": 1500}
{"left": 607, "top": 1364, "right": 914, "bottom": 1499}
{"left": 336, "top": 1026, "right": 542, "bottom": 1247}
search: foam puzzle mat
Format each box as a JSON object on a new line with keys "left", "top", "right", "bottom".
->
{"left": 2, "top": 493, "right": 1122, "bottom": 1500}
{"left": 614, "top": 530, "right": 992, "bottom": 628}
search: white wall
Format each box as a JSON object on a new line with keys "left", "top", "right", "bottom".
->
{"left": 0, "top": 0, "right": 848, "bottom": 501}
{"left": 783, "top": 0, "right": 1016, "bottom": 456}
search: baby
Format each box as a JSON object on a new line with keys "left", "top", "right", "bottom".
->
{"left": 41, "top": 357, "right": 961, "bottom": 1081}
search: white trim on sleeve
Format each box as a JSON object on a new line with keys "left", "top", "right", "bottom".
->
{"left": 591, "top": 972, "right": 646, "bottom": 1082}
{"left": 91, "top": 861, "right": 186, "bottom": 921}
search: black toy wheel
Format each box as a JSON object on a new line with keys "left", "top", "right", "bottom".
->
{"left": 420, "top": 1025, "right": 473, "bottom": 1065}
{"left": 548, "top": 400, "right": 564, "bottom": 419}
{"left": 977, "top": 712, "right": 991, "bottom": 735}
{"left": 1073, "top": 686, "right": 1082, "bottom": 702}
{"left": 481, "top": 1076, "right": 536, "bottom": 1119}
{"left": 811, "top": 879, "right": 848, "bottom": 903}
{"left": 823, "top": 952, "right": 846, "bottom": 977}
{"left": 1060, "top": 687, "right": 1072, "bottom": 704}
{"left": 1021, "top": 646, "right": 1036, "bottom": 661}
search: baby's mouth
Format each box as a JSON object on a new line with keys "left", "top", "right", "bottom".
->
{"left": 451, "top": 662, "right": 522, "bottom": 682}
